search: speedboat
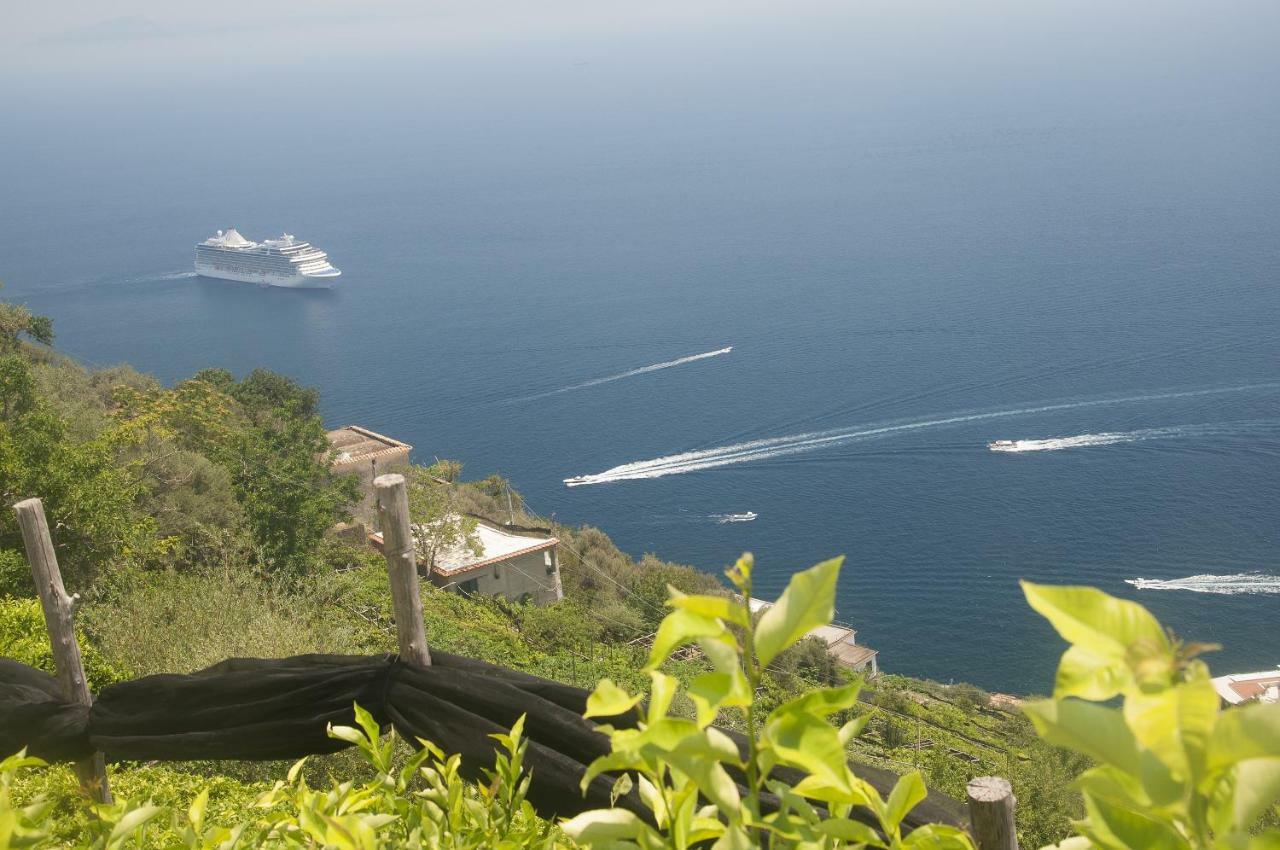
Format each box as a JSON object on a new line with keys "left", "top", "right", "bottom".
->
{"left": 988, "top": 440, "right": 1019, "bottom": 452}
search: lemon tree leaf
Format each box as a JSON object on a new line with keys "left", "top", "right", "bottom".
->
{"left": 585, "top": 678, "right": 643, "bottom": 719}
{"left": 754, "top": 557, "right": 842, "bottom": 668}
{"left": 1022, "top": 698, "right": 1140, "bottom": 774}
{"left": 1021, "top": 582, "right": 1168, "bottom": 664}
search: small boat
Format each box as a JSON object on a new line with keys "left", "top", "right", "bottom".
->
{"left": 714, "top": 511, "right": 758, "bottom": 524}
{"left": 988, "top": 440, "right": 1019, "bottom": 452}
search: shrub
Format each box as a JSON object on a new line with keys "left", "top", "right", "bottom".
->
{"left": 0, "top": 596, "right": 128, "bottom": 688}
{"left": 564, "top": 554, "right": 974, "bottom": 849}
{"left": 946, "top": 683, "right": 990, "bottom": 712}
{"left": 81, "top": 567, "right": 364, "bottom": 676}
{"left": 0, "top": 705, "right": 564, "bottom": 848}
{"left": 1021, "top": 582, "right": 1280, "bottom": 849}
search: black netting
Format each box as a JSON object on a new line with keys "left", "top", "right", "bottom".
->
{"left": 0, "top": 652, "right": 964, "bottom": 828}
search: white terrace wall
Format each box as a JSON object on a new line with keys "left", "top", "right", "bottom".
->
{"left": 431, "top": 547, "right": 561, "bottom": 606}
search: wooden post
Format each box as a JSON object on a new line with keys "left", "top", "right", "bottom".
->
{"left": 966, "top": 776, "right": 1018, "bottom": 850}
{"left": 13, "top": 498, "right": 112, "bottom": 803}
{"left": 374, "top": 474, "right": 431, "bottom": 666}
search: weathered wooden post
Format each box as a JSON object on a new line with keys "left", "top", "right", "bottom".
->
{"left": 966, "top": 776, "right": 1018, "bottom": 850}
{"left": 374, "top": 474, "right": 431, "bottom": 666}
{"left": 12, "top": 498, "right": 113, "bottom": 803}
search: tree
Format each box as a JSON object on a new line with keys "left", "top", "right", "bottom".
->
{"left": 0, "top": 284, "right": 53, "bottom": 351}
{"left": 111, "top": 369, "right": 357, "bottom": 575}
{"left": 0, "top": 355, "right": 155, "bottom": 592}
{"left": 403, "top": 464, "right": 478, "bottom": 572}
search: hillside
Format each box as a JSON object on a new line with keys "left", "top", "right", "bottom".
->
{"left": 5, "top": 299, "right": 1275, "bottom": 849}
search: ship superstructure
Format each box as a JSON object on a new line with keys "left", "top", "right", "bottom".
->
{"left": 194, "top": 228, "right": 341, "bottom": 288}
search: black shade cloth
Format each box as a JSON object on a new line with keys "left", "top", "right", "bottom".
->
{"left": 0, "top": 652, "right": 964, "bottom": 829}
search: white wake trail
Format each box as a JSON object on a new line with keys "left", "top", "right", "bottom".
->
{"left": 511, "top": 347, "right": 732, "bottom": 403}
{"left": 988, "top": 425, "right": 1201, "bottom": 453}
{"left": 564, "top": 382, "right": 1280, "bottom": 486}
{"left": 1126, "top": 574, "right": 1280, "bottom": 595}
{"left": 709, "top": 512, "right": 758, "bottom": 524}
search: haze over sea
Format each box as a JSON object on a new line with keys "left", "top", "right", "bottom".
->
{"left": 3, "top": 0, "right": 1278, "bottom": 693}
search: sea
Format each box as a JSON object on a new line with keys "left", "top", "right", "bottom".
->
{"left": 2, "top": 1, "right": 1278, "bottom": 694}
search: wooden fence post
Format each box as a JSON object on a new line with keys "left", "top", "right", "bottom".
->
{"left": 12, "top": 498, "right": 113, "bottom": 803}
{"left": 966, "top": 776, "right": 1018, "bottom": 850}
{"left": 374, "top": 474, "right": 431, "bottom": 666}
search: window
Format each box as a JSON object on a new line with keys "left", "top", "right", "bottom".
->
{"left": 459, "top": 578, "right": 479, "bottom": 596}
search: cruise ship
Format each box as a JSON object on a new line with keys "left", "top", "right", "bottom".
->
{"left": 194, "top": 229, "right": 341, "bottom": 288}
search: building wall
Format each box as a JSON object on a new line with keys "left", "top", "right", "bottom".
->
{"left": 334, "top": 449, "right": 411, "bottom": 522}
{"left": 431, "top": 547, "right": 562, "bottom": 606}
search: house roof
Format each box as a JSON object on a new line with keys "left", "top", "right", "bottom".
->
{"left": 327, "top": 425, "right": 412, "bottom": 467}
{"left": 370, "top": 514, "right": 558, "bottom": 578}
{"left": 1212, "top": 671, "right": 1280, "bottom": 704}
{"left": 432, "top": 519, "right": 559, "bottom": 576}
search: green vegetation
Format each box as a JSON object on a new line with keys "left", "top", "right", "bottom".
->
{"left": 2, "top": 294, "right": 1277, "bottom": 847}
{"left": 567, "top": 554, "right": 974, "bottom": 849}
{"left": 1, "top": 709, "right": 561, "bottom": 849}
{"left": 1022, "top": 582, "right": 1280, "bottom": 849}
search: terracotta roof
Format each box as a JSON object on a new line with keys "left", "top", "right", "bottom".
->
{"left": 1212, "top": 671, "right": 1280, "bottom": 704}
{"left": 327, "top": 425, "right": 412, "bottom": 466}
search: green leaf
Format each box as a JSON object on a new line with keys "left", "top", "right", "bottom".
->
{"left": 287, "top": 757, "right": 309, "bottom": 782}
{"left": 1022, "top": 698, "right": 1140, "bottom": 774}
{"left": 609, "top": 772, "right": 634, "bottom": 806}
{"left": 648, "top": 671, "right": 680, "bottom": 723}
{"left": 1208, "top": 702, "right": 1280, "bottom": 773}
{"left": 1224, "top": 759, "right": 1280, "bottom": 832}
{"left": 1054, "top": 643, "right": 1134, "bottom": 701}
{"left": 1123, "top": 676, "right": 1218, "bottom": 783}
{"left": 328, "top": 724, "right": 366, "bottom": 746}
{"left": 711, "top": 824, "right": 754, "bottom": 850}
{"left": 816, "top": 818, "right": 881, "bottom": 844}
{"left": 109, "top": 805, "right": 166, "bottom": 843}
{"left": 838, "top": 712, "right": 872, "bottom": 746}
{"left": 665, "top": 734, "right": 743, "bottom": 815}
{"left": 885, "top": 771, "right": 927, "bottom": 829}
{"left": 764, "top": 709, "right": 852, "bottom": 793}
{"left": 1079, "top": 792, "right": 1189, "bottom": 850}
{"left": 561, "top": 808, "right": 652, "bottom": 843}
{"left": 724, "top": 553, "right": 753, "bottom": 594}
{"left": 754, "top": 556, "right": 843, "bottom": 668}
{"left": 667, "top": 588, "right": 748, "bottom": 627}
{"left": 903, "top": 823, "right": 983, "bottom": 850}
{"left": 688, "top": 671, "right": 750, "bottom": 728}
{"left": 646, "top": 608, "right": 728, "bottom": 670}
{"left": 1021, "top": 582, "right": 1169, "bottom": 695}
{"left": 584, "top": 679, "right": 643, "bottom": 719}
{"left": 188, "top": 789, "right": 209, "bottom": 832}
{"left": 769, "top": 680, "right": 863, "bottom": 725}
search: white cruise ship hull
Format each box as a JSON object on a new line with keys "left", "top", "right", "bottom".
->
{"left": 194, "top": 263, "right": 341, "bottom": 289}
{"left": 194, "top": 228, "right": 342, "bottom": 289}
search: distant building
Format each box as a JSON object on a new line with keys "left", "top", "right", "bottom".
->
{"left": 747, "top": 597, "right": 879, "bottom": 676}
{"left": 372, "top": 514, "right": 562, "bottom": 606}
{"left": 327, "top": 425, "right": 412, "bottom": 520}
{"left": 1212, "top": 670, "right": 1280, "bottom": 705}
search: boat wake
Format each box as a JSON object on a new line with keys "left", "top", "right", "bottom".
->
{"left": 1125, "top": 574, "right": 1280, "bottom": 595}
{"left": 563, "top": 382, "right": 1280, "bottom": 486}
{"left": 509, "top": 346, "right": 732, "bottom": 403}
{"left": 710, "top": 512, "right": 758, "bottom": 524}
{"left": 130, "top": 270, "right": 197, "bottom": 283}
{"left": 988, "top": 425, "right": 1211, "bottom": 453}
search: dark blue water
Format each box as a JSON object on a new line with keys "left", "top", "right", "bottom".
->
{"left": 3, "top": 2, "right": 1278, "bottom": 693}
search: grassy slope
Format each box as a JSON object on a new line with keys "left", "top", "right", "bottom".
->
{"left": 1, "top": 350, "right": 1081, "bottom": 847}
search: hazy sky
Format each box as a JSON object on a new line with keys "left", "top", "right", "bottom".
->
{"left": 4, "top": 1, "right": 848, "bottom": 79}
{"left": 4, "top": 1, "right": 1276, "bottom": 128}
